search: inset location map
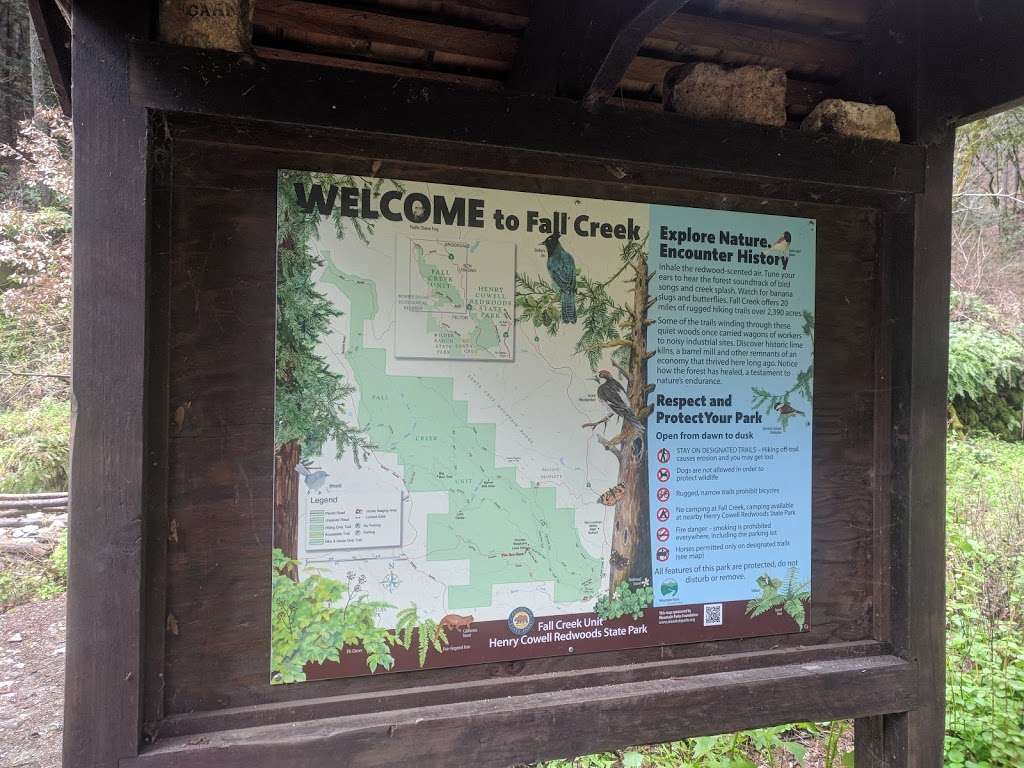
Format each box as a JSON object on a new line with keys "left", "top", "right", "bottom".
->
{"left": 395, "top": 237, "right": 515, "bottom": 361}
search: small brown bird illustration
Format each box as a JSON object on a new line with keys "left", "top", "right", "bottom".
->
{"left": 774, "top": 402, "right": 805, "bottom": 417}
{"left": 770, "top": 231, "right": 792, "bottom": 251}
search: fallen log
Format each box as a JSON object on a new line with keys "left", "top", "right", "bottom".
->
{"left": 0, "top": 497, "right": 68, "bottom": 511}
{"left": 0, "top": 492, "right": 68, "bottom": 500}
{"left": 0, "top": 506, "right": 65, "bottom": 519}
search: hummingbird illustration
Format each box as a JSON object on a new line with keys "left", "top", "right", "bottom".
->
{"left": 295, "top": 462, "right": 330, "bottom": 492}
{"left": 595, "top": 370, "right": 645, "bottom": 431}
{"left": 541, "top": 233, "right": 577, "bottom": 324}
{"left": 774, "top": 402, "right": 805, "bottom": 417}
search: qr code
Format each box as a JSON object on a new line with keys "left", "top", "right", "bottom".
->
{"left": 703, "top": 603, "right": 723, "bottom": 626}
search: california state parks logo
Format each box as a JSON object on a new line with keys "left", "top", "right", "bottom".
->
{"left": 507, "top": 607, "right": 535, "bottom": 636}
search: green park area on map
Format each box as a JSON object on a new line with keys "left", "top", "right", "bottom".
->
{"left": 321, "top": 265, "right": 601, "bottom": 609}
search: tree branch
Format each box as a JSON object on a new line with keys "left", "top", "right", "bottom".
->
{"left": 1, "top": 367, "right": 71, "bottom": 381}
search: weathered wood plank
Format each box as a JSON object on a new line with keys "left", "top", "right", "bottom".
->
{"left": 157, "top": 640, "right": 891, "bottom": 737}
{"left": 876, "top": 135, "right": 954, "bottom": 768}
{"left": 128, "top": 656, "right": 916, "bottom": 768}
{"left": 358, "top": 0, "right": 530, "bottom": 30}
{"left": 64, "top": 3, "right": 150, "bottom": 767}
{"left": 253, "top": 45, "right": 502, "bottom": 90}
{"left": 164, "top": 114, "right": 894, "bottom": 209}
{"left": 128, "top": 40, "right": 926, "bottom": 193}
{"left": 713, "top": 0, "right": 868, "bottom": 33}
{"left": 254, "top": 2, "right": 519, "bottom": 71}
{"left": 644, "top": 11, "right": 859, "bottom": 80}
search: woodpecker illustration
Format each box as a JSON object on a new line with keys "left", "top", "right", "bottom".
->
{"left": 595, "top": 370, "right": 645, "bottom": 430}
{"left": 541, "top": 233, "right": 577, "bottom": 324}
{"left": 295, "top": 462, "right": 330, "bottom": 492}
{"left": 774, "top": 402, "right": 805, "bottom": 417}
{"left": 770, "top": 231, "right": 792, "bottom": 251}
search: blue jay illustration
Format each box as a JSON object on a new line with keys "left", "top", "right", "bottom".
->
{"left": 295, "top": 462, "right": 330, "bottom": 492}
{"left": 541, "top": 233, "right": 577, "bottom": 324}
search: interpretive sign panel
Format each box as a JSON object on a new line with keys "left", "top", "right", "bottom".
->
{"left": 272, "top": 170, "right": 816, "bottom": 683}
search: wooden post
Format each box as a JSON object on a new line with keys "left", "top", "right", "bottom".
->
{"left": 854, "top": 4, "right": 954, "bottom": 764}
{"left": 64, "top": 3, "right": 151, "bottom": 767}
{"left": 856, "top": 137, "right": 954, "bottom": 768}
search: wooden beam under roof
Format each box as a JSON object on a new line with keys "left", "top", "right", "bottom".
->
{"left": 128, "top": 39, "right": 926, "bottom": 193}
{"left": 508, "top": 0, "right": 693, "bottom": 104}
{"left": 713, "top": 0, "right": 868, "bottom": 33}
{"left": 254, "top": 2, "right": 519, "bottom": 73}
{"left": 644, "top": 11, "right": 859, "bottom": 80}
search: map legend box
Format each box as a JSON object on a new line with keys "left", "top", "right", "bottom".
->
{"left": 305, "top": 493, "right": 403, "bottom": 551}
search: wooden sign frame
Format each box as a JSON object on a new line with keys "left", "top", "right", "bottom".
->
{"left": 62, "top": 1, "right": 1024, "bottom": 765}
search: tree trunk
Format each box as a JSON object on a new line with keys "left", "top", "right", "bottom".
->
{"left": 608, "top": 251, "right": 653, "bottom": 595}
{"left": 0, "top": 0, "right": 31, "bottom": 146}
{"left": 274, "top": 439, "right": 301, "bottom": 580}
{"left": 29, "top": 24, "right": 54, "bottom": 111}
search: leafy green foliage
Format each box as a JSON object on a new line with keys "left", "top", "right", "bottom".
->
{"left": 947, "top": 315, "right": 1024, "bottom": 440}
{"left": 516, "top": 272, "right": 629, "bottom": 370}
{"left": 0, "top": 398, "right": 69, "bottom": 491}
{"left": 270, "top": 550, "right": 450, "bottom": 682}
{"left": 945, "top": 436, "right": 1024, "bottom": 767}
{"left": 593, "top": 582, "right": 653, "bottom": 621}
{"left": 750, "top": 312, "right": 814, "bottom": 429}
{"left": 948, "top": 320, "right": 1023, "bottom": 402}
{"left": 516, "top": 238, "right": 644, "bottom": 371}
{"left": 745, "top": 567, "right": 810, "bottom": 630}
{"left": 271, "top": 548, "right": 395, "bottom": 682}
{"left": 275, "top": 170, "right": 377, "bottom": 461}
{"left": 534, "top": 721, "right": 853, "bottom": 768}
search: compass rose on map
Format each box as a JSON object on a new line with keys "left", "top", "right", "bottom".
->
{"left": 380, "top": 571, "right": 401, "bottom": 593}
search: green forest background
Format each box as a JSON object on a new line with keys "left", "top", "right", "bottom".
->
{"left": 1, "top": 0, "right": 1022, "bottom": 763}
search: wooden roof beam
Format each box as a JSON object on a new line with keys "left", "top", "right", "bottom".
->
{"left": 26, "top": 0, "right": 72, "bottom": 115}
{"left": 508, "top": 0, "right": 693, "bottom": 105}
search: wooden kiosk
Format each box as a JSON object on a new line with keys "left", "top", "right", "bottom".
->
{"left": 32, "top": 1, "right": 1024, "bottom": 766}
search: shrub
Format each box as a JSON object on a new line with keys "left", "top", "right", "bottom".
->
{"left": 945, "top": 436, "right": 1024, "bottom": 767}
{"left": 948, "top": 318, "right": 1024, "bottom": 440}
{"left": 0, "top": 398, "right": 69, "bottom": 491}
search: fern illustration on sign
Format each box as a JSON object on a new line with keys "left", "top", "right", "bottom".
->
{"left": 745, "top": 567, "right": 810, "bottom": 630}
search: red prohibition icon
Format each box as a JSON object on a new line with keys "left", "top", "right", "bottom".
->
{"left": 657, "top": 448, "right": 671, "bottom": 463}
{"left": 656, "top": 547, "right": 670, "bottom": 562}
{"left": 656, "top": 467, "right": 671, "bottom": 482}
{"left": 656, "top": 507, "right": 670, "bottom": 522}
{"left": 656, "top": 487, "right": 670, "bottom": 502}
{"left": 656, "top": 527, "right": 670, "bottom": 542}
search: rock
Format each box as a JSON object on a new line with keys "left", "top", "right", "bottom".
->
{"left": 801, "top": 99, "right": 901, "bottom": 142}
{"left": 159, "top": 0, "right": 253, "bottom": 52}
{"left": 7, "top": 634, "right": 22, "bottom": 643}
{"left": 664, "top": 63, "right": 787, "bottom": 127}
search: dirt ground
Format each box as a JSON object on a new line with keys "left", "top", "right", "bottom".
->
{"left": 0, "top": 596, "right": 64, "bottom": 768}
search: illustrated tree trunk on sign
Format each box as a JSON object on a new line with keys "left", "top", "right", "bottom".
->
{"left": 516, "top": 236, "right": 654, "bottom": 599}
{"left": 274, "top": 170, "right": 377, "bottom": 580}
